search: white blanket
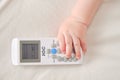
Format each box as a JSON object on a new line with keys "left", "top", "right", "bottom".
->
{"left": 0, "top": 0, "right": 120, "bottom": 80}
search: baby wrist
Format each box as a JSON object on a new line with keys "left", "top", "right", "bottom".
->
{"left": 69, "top": 16, "right": 89, "bottom": 28}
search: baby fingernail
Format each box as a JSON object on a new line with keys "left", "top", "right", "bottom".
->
{"left": 66, "top": 54, "right": 70, "bottom": 58}
{"left": 76, "top": 55, "right": 81, "bottom": 59}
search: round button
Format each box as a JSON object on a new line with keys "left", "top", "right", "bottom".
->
{"left": 51, "top": 48, "right": 57, "bottom": 54}
{"left": 63, "top": 57, "right": 68, "bottom": 62}
{"left": 68, "top": 58, "right": 72, "bottom": 62}
{"left": 73, "top": 58, "right": 78, "bottom": 62}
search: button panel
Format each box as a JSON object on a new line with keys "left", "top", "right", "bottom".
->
{"left": 46, "top": 40, "right": 78, "bottom": 63}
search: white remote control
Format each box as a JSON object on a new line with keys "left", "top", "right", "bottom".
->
{"left": 11, "top": 38, "right": 84, "bottom": 65}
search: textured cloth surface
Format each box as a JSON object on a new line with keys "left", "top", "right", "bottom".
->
{"left": 0, "top": 0, "right": 120, "bottom": 80}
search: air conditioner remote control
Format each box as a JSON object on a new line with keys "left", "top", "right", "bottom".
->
{"left": 11, "top": 38, "right": 84, "bottom": 65}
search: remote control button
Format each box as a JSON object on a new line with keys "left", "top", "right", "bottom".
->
{"left": 51, "top": 43, "right": 57, "bottom": 48}
{"left": 68, "top": 58, "right": 72, "bottom": 62}
{"left": 57, "top": 56, "right": 63, "bottom": 62}
{"left": 61, "top": 57, "right": 64, "bottom": 61}
{"left": 57, "top": 48, "right": 61, "bottom": 54}
{"left": 73, "top": 58, "right": 78, "bottom": 62}
{"left": 63, "top": 57, "right": 68, "bottom": 62}
{"left": 51, "top": 48, "right": 57, "bottom": 54}
{"left": 46, "top": 49, "right": 51, "bottom": 54}
{"left": 71, "top": 54, "right": 78, "bottom": 62}
{"left": 51, "top": 55, "right": 57, "bottom": 59}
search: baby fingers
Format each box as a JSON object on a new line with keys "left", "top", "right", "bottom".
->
{"left": 70, "top": 33, "right": 81, "bottom": 59}
{"left": 63, "top": 31, "right": 73, "bottom": 58}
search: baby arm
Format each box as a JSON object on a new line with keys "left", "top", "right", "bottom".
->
{"left": 57, "top": 0, "right": 103, "bottom": 59}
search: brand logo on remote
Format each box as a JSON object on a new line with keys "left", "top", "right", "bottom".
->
{"left": 42, "top": 46, "right": 45, "bottom": 56}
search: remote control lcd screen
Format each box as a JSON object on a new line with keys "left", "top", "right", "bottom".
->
{"left": 20, "top": 41, "right": 40, "bottom": 62}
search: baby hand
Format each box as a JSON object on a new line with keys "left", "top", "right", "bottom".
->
{"left": 57, "top": 17, "right": 87, "bottom": 59}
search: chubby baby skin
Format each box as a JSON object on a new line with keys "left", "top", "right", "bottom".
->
{"left": 57, "top": 0, "right": 103, "bottom": 59}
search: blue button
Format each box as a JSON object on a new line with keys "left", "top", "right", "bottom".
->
{"left": 51, "top": 48, "right": 57, "bottom": 54}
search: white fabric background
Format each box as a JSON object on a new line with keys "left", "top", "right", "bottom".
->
{"left": 0, "top": 0, "right": 120, "bottom": 80}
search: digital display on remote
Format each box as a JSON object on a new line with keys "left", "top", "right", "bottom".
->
{"left": 20, "top": 41, "right": 40, "bottom": 62}
{"left": 22, "top": 44, "right": 38, "bottom": 59}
